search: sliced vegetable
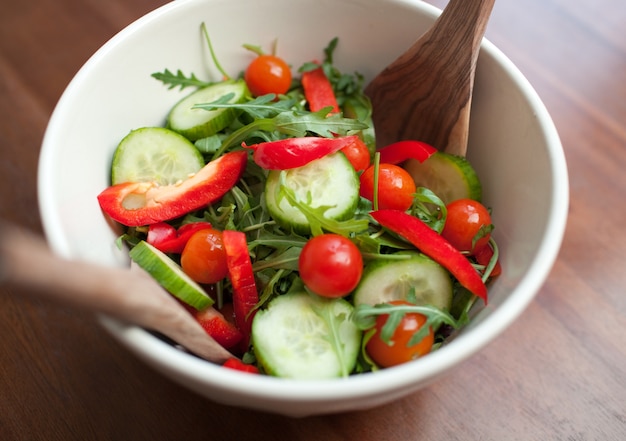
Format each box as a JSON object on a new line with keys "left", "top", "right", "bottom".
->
{"left": 378, "top": 140, "right": 436, "bottom": 165}
{"left": 402, "top": 151, "right": 482, "bottom": 204}
{"left": 353, "top": 252, "right": 453, "bottom": 311}
{"left": 301, "top": 66, "right": 339, "bottom": 114}
{"left": 299, "top": 234, "right": 363, "bottom": 298}
{"left": 129, "top": 241, "right": 213, "bottom": 310}
{"left": 371, "top": 210, "right": 488, "bottom": 303}
{"left": 245, "top": 135, "right": 359, "bottom": 170}
{"left": 185, "top": 304, "right": 243, "bottom": 350}
{"left": 264, "top": 152, "right": 360, "bottom": 234}
{"left": 97, "top": 151, "right": 247, "bottom": 226}
{"left": 100, "top": 35, "right": 500, "bottom": 376}
{"left": 167, "top": 80, "right": 248, "bottom": 140}
{"left": 111, "top": 127, "right": 204, "bottom": 186}
{"left": 223, "top": 230, "right": 258, "bottom": 350}
{"left": 147, "top": 221, "right": 213, "bottom": 254}
{"left": 252, "top": 291, "right": 360, "bottom": 378}
{"left": 146, "top": 222, "right": 177, "bottom": 250}
{"left": 223, "top": 357, "right": 260, "bottom": 374}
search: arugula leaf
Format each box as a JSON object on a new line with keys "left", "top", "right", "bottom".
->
{"left": 252, "top": 246, "right": 302, "bottom": 272}
{"left": 151, "top": 69, "right": 212, "bottom": 91}
{"left": 310, "top": 296, "right": 354, "bottom": 378}
{"left": 201, "top": 22, "right": 231, "bottom": 80}
{"left": 247, "top": 230, "right": 308, "bottom": 251}
{"left": 209, "top": 108, "right": 367, "bottom": 159}
{"left": 194, "top": 135, "right": 223, "bottom": 154}
{"left": 409, "top": 187, "right": 447, "bottom": 233}
{"left": 351, "top": 301, "right": 459, "bottom": 347}
{"left": 354, "top": 328, "right": 379, "bottom": 373}
{"left": 194, "top": 93, "right": 298, "bottom": 120}
{"left": 277, "top": 171, "right": 369, "bottom": 237}
{"left": 272, "top": 109, "right": 368, "bottom": 138}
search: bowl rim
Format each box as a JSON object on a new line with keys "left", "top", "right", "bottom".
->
{"left": 37, "top": 0, "right": 569, "bottom": 407}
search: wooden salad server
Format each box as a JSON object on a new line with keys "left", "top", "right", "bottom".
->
{"left": 365, "top": 0, "right": 496, "bottom": 156}
{"left": 0, "top": 222, "right": 233, "bottom": 364}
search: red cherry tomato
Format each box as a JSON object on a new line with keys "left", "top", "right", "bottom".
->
{"left": 298, "top": 234, "right": 363, "bottom": 298}
{"left": 442, "top": 199, "right": 492, "bottom": 254}
{"left": 474, "top": 243, "right": 502, "bottom": 277}
{"left": 180, "top": 229, "right": 228, "bottom": 284}
{"left": 244, "top": 55, "right": 292, "bottom": 97}
{"left": 366, "top": 300, "right": 434, "bottom": 368}
{"left": 340, "top": 137, "right": 371, "bottom": 172}
{"left": 359, "top": 163, "right": 416, "bottom": 211}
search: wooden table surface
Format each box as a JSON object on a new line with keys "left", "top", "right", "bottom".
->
{"left": 1, "top": 0, "right": 625, "bottom": 439}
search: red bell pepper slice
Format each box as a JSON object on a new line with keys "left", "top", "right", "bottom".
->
{"left": 183, "top": 304, "right": 243, "bottom": 350}
{"left": 146, "top": 222, "right": 176, "bottom": 247}
{"left": 223, "top": 230, "right": 258, "bottom": 350}
{"left": 244, "top": 135, "right": 359, "bottom": 170}
{"left": 378, "top": 140, "right": 437, "bottom": 165}
{"left": 301, "top": 66, "right": 339, "bottom": 114}
{"left": 371, "top": 209, "right": 488, "bottom": 303}
{"left": 222, "top": 357, "right": 259, "bottom": 374}
{"left": 97, "top": 151, "right": 247, "bottom": 227}
{"left": 147, "top": 221, "right": 213, "bottom": 254}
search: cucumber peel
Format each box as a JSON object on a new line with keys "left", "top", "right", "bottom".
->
{"left": 403, "top": 151, "right": 482, "bottom": 204}
{"left": 129, "top": 241, "right": 213, "bottom": 310}
{"left": 252, "top": 291, "right": 361, "bottom": 379}
{"left": 167, "top": 80, "right": 248, "bottom": 140}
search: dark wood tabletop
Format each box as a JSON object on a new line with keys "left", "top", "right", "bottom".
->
{"left": 1, "top": 0, "right": 625, "bottom": 439}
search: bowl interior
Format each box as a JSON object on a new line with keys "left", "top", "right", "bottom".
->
{"left": 38, "top": 0, "right": 568, "bottom": 416}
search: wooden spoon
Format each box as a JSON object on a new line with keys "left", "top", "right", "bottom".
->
{"left": 365, "top": 0, "right": 495, "bottom": 156}
{"left": 0, "top": 222, "right": 233, "bottom": 364}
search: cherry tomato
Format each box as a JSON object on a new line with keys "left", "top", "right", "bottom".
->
{"left": 298, "top": 234, "right": 363, "bottom": 298}
{"left": 244, "top": 55, "right": 292, "bottom": 97}
{"left": 442, "top": 199, "right": 492, "bottom": 254}
{"left": 180, "top": 229, "right": 228, "bottom": 284}
{"left": 340, "top": 137, "right": 371, "bottom": 172}
{"left": 359, "top": 163, "right": 416, "bottom": 211}
{"left": 366, "top": 300, "right": 434, "bottom": 368}
{"left": 474, "top": 243, "right": 502, "bottom": 277}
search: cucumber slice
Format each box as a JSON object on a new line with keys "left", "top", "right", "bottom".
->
{"left": 264, "top": 152, "right": 360, "bottom": 235}
{"left": 167, "top": 80, "right": 248, "bottom": 141}
{"left": 354, "top": 253, "right": 453, "bottom": 311}
{"left": 403, "top": 151, "right": 482, "bottom": 204}
{"left": 111, "top": 127, "right": 204, "bottom": 186}
{"left": 128, "top": 241, "right": 213, "bottom": 310}
{"left": 252, "top": 291, "right": 361, "bottom": 379}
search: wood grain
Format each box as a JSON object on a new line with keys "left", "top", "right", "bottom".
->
{"left": 1, "top": 0, "right": 625, "bottom": 439}
{"left": 365, "top": 0, "right": 495, "bottom": 155}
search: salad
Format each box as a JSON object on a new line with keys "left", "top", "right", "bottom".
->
{"left": 97, "top": 26, "right": 501, "bottom": 379}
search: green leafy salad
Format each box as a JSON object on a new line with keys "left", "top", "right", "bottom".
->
{"left": 96, "top": 24, "right": 501, "bottom": 378}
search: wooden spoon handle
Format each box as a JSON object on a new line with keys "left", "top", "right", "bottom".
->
{"left": 365, "top": 0, "right": 495, "bottom": 155}
{"left": 0, "top": 223, "right": 232, "bottom": 364}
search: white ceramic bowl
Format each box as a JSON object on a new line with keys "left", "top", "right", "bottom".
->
{"left": 38, "top": 0, "right": 569, "bottom": 417}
